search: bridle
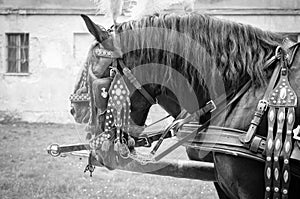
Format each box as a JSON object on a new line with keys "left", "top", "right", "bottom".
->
{"left": 71, "top": 42, "right": 254, "bottom": 157}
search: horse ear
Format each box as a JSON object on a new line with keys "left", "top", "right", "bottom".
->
{"left": 81, "top": 14, "right": 114, "bottom": 50}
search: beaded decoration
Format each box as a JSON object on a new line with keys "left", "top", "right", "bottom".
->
{"left": 70, "top": 64, "right": 91, "bottom": 103}
{"left": 107, "top": 74, "right": 131, "bottom": 151}
{"left": 90, "top": 73, "right": 132, "bottom": 154}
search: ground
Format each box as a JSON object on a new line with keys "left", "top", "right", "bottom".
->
{"left": 0, "top": 122, "right": 217, "bottom": 199}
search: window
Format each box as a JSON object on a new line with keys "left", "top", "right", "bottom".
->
{"left": 6, "top": 33, "right": 29, "bottom": 73}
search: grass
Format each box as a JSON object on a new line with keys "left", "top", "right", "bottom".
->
{"left": 0, "top": 123, "right": 217, "bottom": 199}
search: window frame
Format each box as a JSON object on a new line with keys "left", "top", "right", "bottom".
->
{"left": 5, "top": 33, "right": 30, "bottom": 75}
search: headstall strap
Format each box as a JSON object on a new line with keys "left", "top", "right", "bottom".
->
{"left": 118, "top": 60, "right": 156, "bottom": 105}
{"left": 94, "top": 47, "right": 114, "bottom": 58}
{"left": 264, "top": 51, "right": 297, "bottom": 199}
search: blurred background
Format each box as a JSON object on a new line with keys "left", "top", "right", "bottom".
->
{"left": 0, "top": 0, "right": 300, "bottom": 198}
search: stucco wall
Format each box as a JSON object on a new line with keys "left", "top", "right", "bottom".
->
{"left": 0, "top": 14, "right": 113, "bottom": 123}
{"left": 0, "top": 0, "right": 300, "bottom": 123}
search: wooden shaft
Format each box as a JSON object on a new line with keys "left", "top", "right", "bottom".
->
{"left": 91, "top": 157, "right": 216, "bottom": 181}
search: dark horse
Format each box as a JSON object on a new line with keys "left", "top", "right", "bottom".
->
{"left": 71, "top": 13, "right": 300, "bottom": 199}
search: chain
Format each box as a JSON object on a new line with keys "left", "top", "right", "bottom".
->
{"left": 128, "top": 150, "right": 156, "bottom": 165}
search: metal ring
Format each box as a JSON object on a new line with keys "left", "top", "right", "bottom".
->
{"left": 47, "top": 143, "right": 61, "bottom": 157}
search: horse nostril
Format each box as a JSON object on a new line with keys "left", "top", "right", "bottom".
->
{"left": 70, "top": 108, "right": 75, "bottom": 115}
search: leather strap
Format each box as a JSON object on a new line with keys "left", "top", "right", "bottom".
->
{"left": 178, "top": 125, "right": 266, "bottom": 162}
{"left": 118, "top": 59, "right": 156, "bottom": 105}
{"left": 134, "top": 131, "right": 173, "bottom": 147}
{"left": 150, "top": 75, "right": 251, "bottom": 155}
{"left": 240, "top": 48, "right": 282, "bottom": 144}
{"left": 150, "top": 100, "right": 217, "bottom": 155}
{"left": 282, "top": 40, "right": 300, "bottom": 66}
{"left": 153, "top": 80, "right": 252, "bottom": 161}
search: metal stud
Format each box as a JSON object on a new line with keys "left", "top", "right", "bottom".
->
{"left": 284, "top": 170, "right": 289, "bottom": 183}
{"left": 269, "top": 109, "right": 275, "bottom": 122}
{"left": 278, "top": 111, "right": 285, "bottom": 123}
{"left": 288, "top": 113, "right": 294, "bottom": 124}
{"left": 285, "top": 141, "right": 291, "bottom": 153}
{"left": 267, "top": 139, "right": 273, "bottom": 150}
{"left": 284, "top": 159, "right": 289, "bottom": 164}
{"left": 267, "top": 167, "right": 271, "bottom": 179}
{"left": 275, "top": 139, "right": 281, "bottom": 151}
{"left": 274, "top": 168, "right": 279, "bottom": 180}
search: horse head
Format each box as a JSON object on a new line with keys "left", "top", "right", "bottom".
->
{"left": 77, "top": 14, "right": 216, "bottom": 169}
{"left": 70, "top": 34, "right": 114, "bottom": 125}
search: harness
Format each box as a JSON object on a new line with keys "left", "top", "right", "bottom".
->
{"left": 70, "top": 39, "right": 300, "bottom": 197}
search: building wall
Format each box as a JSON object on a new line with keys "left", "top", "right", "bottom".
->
{"left": 0, "top": 0, "right": 299, "bottom": 123}
{"left": 0, "top": 13, "right": 113, "bottom": 123}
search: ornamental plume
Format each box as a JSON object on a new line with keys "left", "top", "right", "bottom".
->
{"left": 91, "top": 0, "right": 124, "bottom": 24}
{"left": 91, "top": 0, "right": 195, "bottom": 22}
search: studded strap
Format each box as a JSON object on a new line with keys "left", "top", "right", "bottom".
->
{"left": 281, "top": 108, "right": 295, "bottom": 198}
{"left": 265, "top": 107, "right": 276, "bottom": 199}
{"left": 264, "top": 56, "right": 297, "bottom": 199}
{"left": 273, "top": 108, "right": 285, "bottom": 199}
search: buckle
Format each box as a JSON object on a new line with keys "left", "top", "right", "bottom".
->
{"left": 258, "top": 100, "right": 268, "bottom": 111}
{"left": 207, "top": 100, "right": 217, "bottom": 112}
{"left": 109, "top": 66, "right": 118, "bottom": 77}
{"left": 138, "top": 137, "right": 151, "bottom": 147}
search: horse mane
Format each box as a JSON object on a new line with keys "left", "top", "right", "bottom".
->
{"left": 116, "top": 13, "right": 284, "bottom": 93}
